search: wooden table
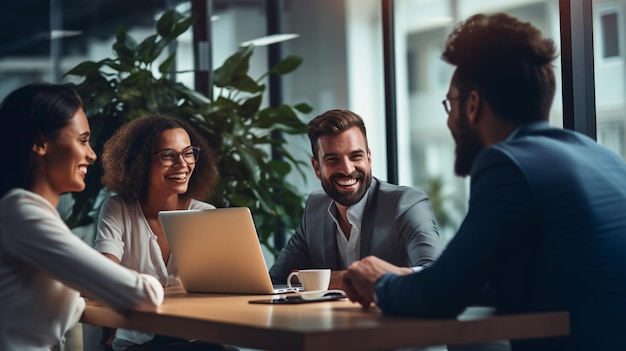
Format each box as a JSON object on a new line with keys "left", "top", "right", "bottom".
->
{"left": 81, "top": 286, "right": 569, "bottom": 351}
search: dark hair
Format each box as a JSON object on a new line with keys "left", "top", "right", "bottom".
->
{"left": 307, "top": 109, "right": 368, "bottom": 159}
{"left": 101, "top": 115, "right": 218, "bottom": 202}
{"left": 442, "top": 13, "right": 558, "bottom": 123}
{"left": 0, "top": 83, "right": 83, "bottom": 198}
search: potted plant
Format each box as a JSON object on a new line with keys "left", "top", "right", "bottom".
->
{"left": 64, "top": 9, "right": 312, "bottom": 256}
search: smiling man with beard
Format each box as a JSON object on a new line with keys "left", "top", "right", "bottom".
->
{"left": 269, "top": 109, "right": 442, "bottom": 290}
{"left": 342, "top": 13, "right": 626, "bottom": 351}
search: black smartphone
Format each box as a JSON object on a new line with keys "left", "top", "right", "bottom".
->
{"left": 249, "top": 293, "right": 346, "bottom": 304}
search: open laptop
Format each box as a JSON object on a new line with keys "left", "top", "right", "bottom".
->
{"left": 159, "top": 207, "right": 300, "bottom": 295}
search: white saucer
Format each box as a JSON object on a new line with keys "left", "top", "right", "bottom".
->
{"left": 298, "top": 289, "right": 346, "bottom": 300}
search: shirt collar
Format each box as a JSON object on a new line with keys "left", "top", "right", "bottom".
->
{"left": 327, "top": 188, "right": 370, "bottom": 225}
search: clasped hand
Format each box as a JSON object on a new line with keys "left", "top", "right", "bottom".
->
{"left": 342, "top": 256, "right": 413, "bottom": 308}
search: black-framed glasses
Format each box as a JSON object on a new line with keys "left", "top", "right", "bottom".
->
{"left": 442, "top": 92, "right": 471, "bottom": 115}
{"left": 153, "top": 146, "right": 201, "bottom": 167}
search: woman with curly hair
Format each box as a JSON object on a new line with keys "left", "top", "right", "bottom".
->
{"left": 94, "top": 115, "right": 229, "bottom": 350}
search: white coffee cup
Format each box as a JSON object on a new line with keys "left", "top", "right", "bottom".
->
{"left": 287, "top": 269, "right": 331, "bottom": 291}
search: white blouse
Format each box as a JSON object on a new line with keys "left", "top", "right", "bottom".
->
{"left": 94, "top": 195, "right": 214, "bottom": 347}
{"left": 95, "top": 196, "right": 215, "bottom": 285}
{"left": 0, "top": 189, "right": 164, "bottom": 351}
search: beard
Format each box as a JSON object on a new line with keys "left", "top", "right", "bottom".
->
{"left": 452, "top": 109, "right": 484, "bottom": 177}
{"left": 321, "top": 169, "right": 372, "bottom": 207}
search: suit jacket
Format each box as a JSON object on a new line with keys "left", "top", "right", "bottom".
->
{"left": 375, "top": 122, "right": 626, "bottom": 351}
{"left": 270, "top": 178, "right": 441, "bottom": 284}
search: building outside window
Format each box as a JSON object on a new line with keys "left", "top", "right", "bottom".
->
{"left": 393, "top": 0, "right": 563, "bottom": 241}
{"left": 594, "top": 2, "right": 626, "bottom": 160}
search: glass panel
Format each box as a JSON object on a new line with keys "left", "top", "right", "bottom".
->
{"left": 0, "top": 1, "right": 184, "bottom": 97}
{"left": 601, "top": 12, "right": 619, "bottom": 58}
{"left": 593, "top": 1, "right": 626, "bottom": 160}
{"left": 395, "top": 0, "right": 563, "bottom": 242}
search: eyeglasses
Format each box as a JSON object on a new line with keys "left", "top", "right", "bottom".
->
{"left": 153, "top": 146, "right": 201, "bottom": 167}
{"left": 442, "top": 92, "right": 471, "bottom": 115}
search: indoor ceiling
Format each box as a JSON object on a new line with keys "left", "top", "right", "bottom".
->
{"left": 0, "top": 0, "right": 265, "bottom": 57}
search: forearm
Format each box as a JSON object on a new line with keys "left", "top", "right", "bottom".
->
{"left": 103, "top": 253, "right": 120, "bottom": 264}
{"left": 269, "top": 224, "right": 314, "bottom": 283}
{"left": 269, "top": 248, "right": 313, "bottom": 284}
{"left": 375, "top": 270, "right": 462, "bottom": 318}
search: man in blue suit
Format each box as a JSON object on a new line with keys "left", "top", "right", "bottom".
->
{"left": 270, "top": 109, "right": 441, "bottom": 290}
{"left": 343, "top": 13, "right": 626, "bottom": 351}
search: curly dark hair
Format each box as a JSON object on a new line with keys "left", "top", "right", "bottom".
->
{"left": 101, "top": 115, "right": 218, "bottom": 202}
{"left": 307, "top": 109, "right": 368, "bottom": 159}
{"left": 442, "top": 13, "right": 558, "bottom": 123}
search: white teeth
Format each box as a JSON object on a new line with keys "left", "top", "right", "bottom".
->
{"left": 78, "top": 166, "right": 87, "bottom": 174}
{"left": 336, "top": 178, "right": 357, "bottom": 186}
{"left": 166, "top": 173, "right": 187, "bottom": 180}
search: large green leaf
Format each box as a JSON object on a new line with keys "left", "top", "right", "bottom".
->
{"left": 256, "top": 105, "right": 307, "bottom": 133}
{"left": 156, "top": 9, "right": 179, "bottom": 37}
{"left": 169, "top": 15, "right": 194, "bottom": 40}
{"left": 229, "top": 74, "right": 263, "bottom": 93}
{"left": 136, "top": 34, "right": 160, "bottom": 64}
{"left": 113, "top": 26, "right": 138, "bottom": 70}
{"left": 64, "top": 60, "right": 102, "bottom": 77}
{"left": 238, "top": 95, "right": 263, "bottom": 118}
{"left": 293, "top": 102, "right": 314, "bottom": 114}
{"left": 212, "top": 46, "right": 254, "bottom": 87}
{"left": 158, "top": 52, "right": 177, "bottom": 74}
{"left": 269, "top": 55, "right": 303, "bottom": 75}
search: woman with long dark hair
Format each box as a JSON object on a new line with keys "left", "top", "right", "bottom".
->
{"left": 0, "top": 83, "right": 164, "bottom": 351}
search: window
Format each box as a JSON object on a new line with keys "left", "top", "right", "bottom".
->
{"left": 396, "top": 0, "right": 562, "bottom": 242}
{"left": 594, "top": 3, "right": 626, "bottom": 160}
{"left": 600, "top": 11, "right": 620, "bottom": 59}
{"left": 598, "top": 121, "right": 625, "bottom": 158}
